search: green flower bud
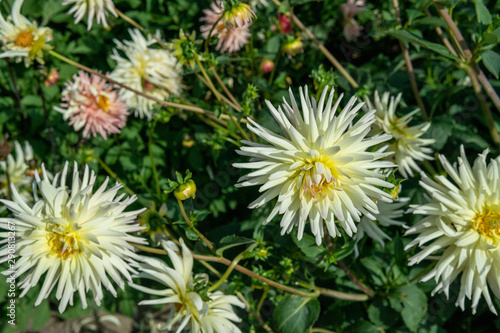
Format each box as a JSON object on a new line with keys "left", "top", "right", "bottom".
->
{"left": 174, "top": 179, "right": 197, "bottom": 200}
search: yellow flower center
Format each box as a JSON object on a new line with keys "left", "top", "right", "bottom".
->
{"left": 299, "top": 156, "right": 340, "bottom": 203}
{"left": 47, "top": 223, "right": 81, "bottom": 259}
{"left": 96, "top": 94, "right": 110, "bottom": 112}
{"left": 473, "top": 208, "right": 500, "bottom": 240}
{"left": 15, "top": 30, "right": 34, "bottom": 47}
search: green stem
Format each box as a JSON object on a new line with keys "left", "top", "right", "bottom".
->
{"left": 209, "top": 243, "right": 258, "bottom": 292}
{"left": 148, "top": 119, "right": 161, "bottom": 195}
{"left": 131, "top": 243, "right": 368, "bottom": 300}
{"left": 268, "top": 51, "right": 281, "bottom": 86}
{"left": 194, "top": 53, "right": 251, "bottom": 141}
{"left": 96, "top": 157, "right": 135, "bottom": 196}
{"left": 271, "top": 0, "right": 359, "bottom": 88}
{"left": 176, "top": 198, "right": 217, "bottom": 255}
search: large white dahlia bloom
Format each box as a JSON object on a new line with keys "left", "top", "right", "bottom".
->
{"left": 234, "top": 86, "right": 395, "bottom": 245}
{"left": 365, "top": 91, "right": 434, "bottom": 178}
{"left": 0, "top": 162, "right": 147, "bottom": 313}
{"left": 406, "top": 147, "right": 500, "bottom": 314}
{"left": 0, "top": 0, "right": 53, "bottom": 67}
{"left": 131, "top": 239, "right": 244, "bottom": 332}
{"left": 110, "top": 29, "right": 181, "bottom": 120}
{"left": 63, "top": 0, "right": 118, "bottom": 30}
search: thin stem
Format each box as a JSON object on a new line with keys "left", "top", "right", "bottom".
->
{"left": 338, "top": 260, "right": 375, "bottom": 297}
{"left": 271, "top": 0, "right": 359, "bottom": 88}
{"left": 176, "top": 198, "right": 217, "bottom": 255}
{"left": 115, "top": 8, "right": 166, "bottom": 48}
{"left": 37, "top": 76, "right": 58, "bottom": 166}
{"left": 48, "top": 50, "right": 237, "bottom": 122}
{"left": 6, "top": 60, "right": 21, "bottom": 109}
{"left": 209, "top": 243, "right": 258, "bottom": 292}
{"left": 467, "top": 66, "right": 500, "bottom": 149}
{"left": 196, "top": 73, "right": 241, "bottom": 110}
{"left": 96, "top": 157, "right": 136, "bottom": 196}
{"left": 256, "top": 286, "right": 268, "bottom": 313}
{"left": 210, "top": 67, "right": 242, "bottom": 110}
{"left": 236, "top": 291, "right": 274, "bottom": 333}
{"left": 392, "top": 0, "right": 428, "bottom": 120}
{"left": 204, "top": 15, "right": 223, "bottom": 53}
{"left": 425, "top": 9, "right": 457, "bottom": 57}
{"left": 194, "top": 54, "right": 251, "bottom": 141}
{"left": 132, "top": 243, "right": 367, "bottom": 301}
{"left": 433, "top": 1, "right": 500, "bottom": 113}
{"left": 148, "top": 119, "right": 161, "bottom": 195}
{"left": 268, "top": 51, "right": 281, "bottom": 86}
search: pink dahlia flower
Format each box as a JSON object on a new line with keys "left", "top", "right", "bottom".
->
{"left": 340, "top": 0, "right": 366, "bottom": 41}
{"left": 200, "top": 1, "right": 251, "bottom": 53}
{"left": 56, "top": 71, "right": 128, "bottom": 139}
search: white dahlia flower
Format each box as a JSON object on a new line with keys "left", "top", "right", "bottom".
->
{"left": 0, "top": 0, "right": 53, "bottom": 67}
{"left": 353, "top": 197, "right": 408, "bottom": 256}
{"left": 131, "top": 239, "right": 244, "bottom": 332}
{"left": 63, "top": 0, "right": 118, "bottom": 30}
{"left": 110, "top": 29, "right": 182, "bottom": 120}
{"left": 365, "top": 91, "right": 434, "bottom": 178}
{"left": 0, "top": 141, "right": 35, "bottom": 203}
{"left": 406, "top": 147, "right": 500, "bottom": 314}
{"left": 234, "top": 86, "right": 395, "bottom": 245}
{"left": 0, "top": 162, "right": 147, "bottom": 313}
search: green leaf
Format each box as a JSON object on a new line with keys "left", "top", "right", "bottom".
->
{"left": 389, "top": 284, "right": 428, "bottom": 332}
{"left": 481, "top": 50, "right": 500, "bottom": 79}
{"left": 367, "top": 299, "right": 397, "bottom": 329}
{"left": 216, "top": 235, "right": 255, "bottom": 255}
{"left": 291, "top": 232, "right": 325, "bottom": 258}
{"left": 272, "top": 295, "right": 320, "bottom": 333}
{"left": 428, "top": 121, "right": 453, "bottom": 150}
{"left": 346, "top": 320, "right": 380, "bottom": 333}
{"left": 388, "top": 30, "right": 457, "bottom": 59}
{"left": 473, "top": 0, "right": 492, "bottom": 25}
{"left": 32, "top": 300, "right": 51, "bottom": 330}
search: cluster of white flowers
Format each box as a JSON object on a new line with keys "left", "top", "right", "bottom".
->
{"left": 131, "top": 240, "right": 244, "bottom": 332}
{"left": 2, "top": 0, "right": 500, "bottom": 321}
{"left": 110, "top": 29, "right": 182, "bottom": 120}
{"left": 365, "top": 91, "right": 435, "bottom": 178}
{"left": 0, "top": 141, "right": 36, "bottom": 206}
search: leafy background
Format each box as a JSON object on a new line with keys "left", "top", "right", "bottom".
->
{"left": 1, "top": 0, "right": 500, "bottom": 332}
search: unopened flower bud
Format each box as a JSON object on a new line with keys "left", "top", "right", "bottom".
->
{"left": 174, "top": 179, "right": 196, "bottom": 200}
{"left": 260, "top": 59, "right": 274, "bottom": 74}
{"left": 44, "top": 68, "right": 59, "bottom": 87}
{"left": 282, "top": 39, "right": 303, "bottom": 58}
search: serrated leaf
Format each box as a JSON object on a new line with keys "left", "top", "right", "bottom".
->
{"left": 216, "top": 235, "right": 255, "bottom": 255}
{"left": 388, "top": 30, "right": 457, "bottom": 59}
{"left": 481, "top": 50, "right": 500, "bottom": 79}
{"left": 473, "top": 0, "right": 492, "bottom": 25}
{"left": 272, "top": 295, "right": 320, "bottom": 333}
